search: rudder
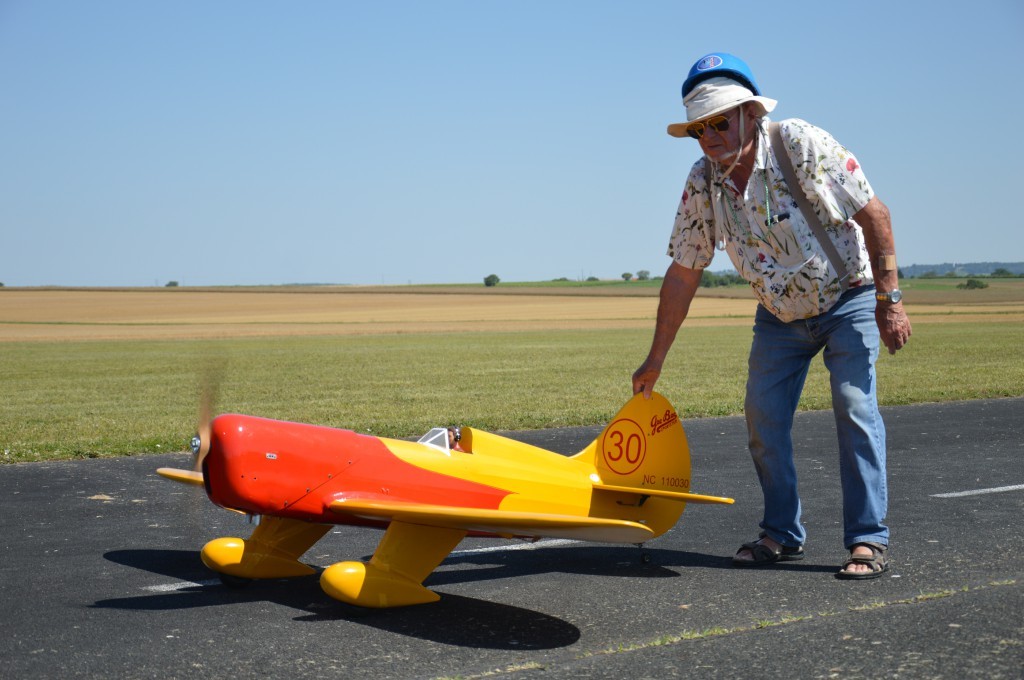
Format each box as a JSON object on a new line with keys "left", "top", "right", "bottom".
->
{"left": 574, "top": 392, "right": 693, "bottom": 538}
{"left": 576, "top": 392, "right": 692, "bottom": 493}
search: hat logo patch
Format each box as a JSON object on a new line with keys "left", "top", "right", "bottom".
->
{"left": 696, "top": 55, "right": 723, "bottom": 71}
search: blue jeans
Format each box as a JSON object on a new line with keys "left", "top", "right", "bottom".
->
{"left": 745, "top": 285, "right": 888, "bottom": 550}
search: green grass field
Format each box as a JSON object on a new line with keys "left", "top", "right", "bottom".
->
{"left": 3, "top": 318, "right": 1022, "bottom": 463}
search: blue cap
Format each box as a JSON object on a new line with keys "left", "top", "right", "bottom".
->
{"left": 681, "top": 53, "right": 762, "bottom": 99}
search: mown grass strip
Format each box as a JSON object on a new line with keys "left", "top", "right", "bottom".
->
{"left": 435, "top": 580, "right": 1019, "bottom": 679}
{"left": 2, "top": 322, "right": 1022, "bottom": 462}
{"left": 581, "top": 580, "right": 1017, "bottom": 662}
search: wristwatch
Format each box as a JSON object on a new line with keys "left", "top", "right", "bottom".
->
{"left": 875, "top": 289, "right": 903, "bottom": 304}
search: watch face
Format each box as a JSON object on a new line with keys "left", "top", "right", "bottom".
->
{"left": 877, "top": 289, "right": 902, "bottom": 303}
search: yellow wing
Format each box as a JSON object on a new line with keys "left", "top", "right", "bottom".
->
{"left": 328, "top": 497, "right": 654, "bottom": 543}
{"left": 593, "top": 483, "right": 734, "bottom": 505}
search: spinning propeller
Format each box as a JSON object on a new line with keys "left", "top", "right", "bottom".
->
{"left": 157, "top": 360, "right": 224, "bottom": 487}
{"left": 191, "top": 359, "right": 224, "bottom": 472}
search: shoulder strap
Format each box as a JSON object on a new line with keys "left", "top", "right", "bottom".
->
{"left": 703, "top": 156, "right": 724, "bottom": 250}
{"left": 768, "top": 122, "right": 849, "bottom": 289}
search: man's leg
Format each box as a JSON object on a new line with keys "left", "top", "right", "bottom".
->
{"left": 744, "top": 305, "right": 820, "bottom": 548}
{"left": 821, "top": 287, "right": 889, "bottom": 550}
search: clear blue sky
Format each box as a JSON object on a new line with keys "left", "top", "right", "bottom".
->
{"left": 2, "top": 1, "right": 1022, "bottom": 286}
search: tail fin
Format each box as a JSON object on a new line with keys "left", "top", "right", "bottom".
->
{"left": 574, "top": 392, "right": 732, "bottom": 538}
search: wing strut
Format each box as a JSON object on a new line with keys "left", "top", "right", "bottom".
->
{"left": 321, "top": 521, "right": 466, "bottom": 607}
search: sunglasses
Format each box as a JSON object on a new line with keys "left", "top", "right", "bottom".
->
{"left": 685, "top": 115, "right": 730, "bottom": 139}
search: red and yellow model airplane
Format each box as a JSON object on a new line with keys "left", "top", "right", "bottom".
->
{"left": 157, "top": 391, "right": 733, "bottom": 608}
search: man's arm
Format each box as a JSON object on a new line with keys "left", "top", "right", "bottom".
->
{"left": 854, "top": 196, "right": 912, "bottom": 354}
{"left": 631, "top": 261, "right": 704, "bottom": 398}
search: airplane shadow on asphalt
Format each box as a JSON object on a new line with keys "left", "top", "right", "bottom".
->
{"left": 429, "top": 542, "right": 836, "bottom": 585}
{"left": 90, "top": 542, "right": 774, "bottom": 649}
{"left": 94, "top": 548, "right": 587, "bottom": 650}
{"left": 95, "top": 540, "right": 836, "bottom": 649}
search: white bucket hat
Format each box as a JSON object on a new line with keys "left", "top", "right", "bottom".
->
{"left": 667, "top": 77, "right": 777, "bottom": 138}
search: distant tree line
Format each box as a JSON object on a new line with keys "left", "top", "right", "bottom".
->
{"left": 915, "top": 267, "right": 1022, "bottom": 279}
{"left": 902, "top": 262, "right": 1024, "bottom": 278}
{"left": 700, "top": 270, "right": 745, "bottom": 287}
{"left": 483, "top": 263, "right": 1023, "bottom": 288}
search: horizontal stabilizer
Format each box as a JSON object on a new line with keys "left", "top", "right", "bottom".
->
{"left": 156, "top": 467, "right": 205, "bottom": 486}
{"left": 329, "top": 498, "right": 654, "bottom": 544}
{"left": 593, "top": 483, "right": 734, "bottom": 505}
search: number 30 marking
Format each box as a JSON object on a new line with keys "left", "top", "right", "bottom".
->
{"left": 601, "top": 418, "right": 646, "bottom": 475}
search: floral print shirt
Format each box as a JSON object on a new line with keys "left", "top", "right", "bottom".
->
{"left": 668, "top": 118, "right": 875, "bottom": 321}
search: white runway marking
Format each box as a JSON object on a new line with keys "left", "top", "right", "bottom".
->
{"left": 930, "top": 483, "right": 1024, "bottom": 498}
{"left": 143, "top": 579, "right": 220, "bottom": 593}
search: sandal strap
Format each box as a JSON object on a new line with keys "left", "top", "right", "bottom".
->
{"left": 750, "top": 543, "right": 779, "bottom": 561}
{"left": 737, "top": 541, "right": 777, "bottom": 560}
{"left": 841, "top": 543, "right": 889, "bottom": 572}
{"left": 849, "top": 541, "right": 887, "bottom": 556}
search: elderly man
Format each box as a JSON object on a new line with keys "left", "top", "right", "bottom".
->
{"left": 632, "top": 53, "right": 912, "bottom": 579}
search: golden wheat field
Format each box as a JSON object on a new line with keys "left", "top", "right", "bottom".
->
{"left": 1, "top": 282, "right": 1022, "bottom": 342}
{"left": 0, "top": 288, "right": 756, "bottom": 341}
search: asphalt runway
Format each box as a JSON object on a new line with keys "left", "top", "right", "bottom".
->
{"left": 2, "top": 398, "right": 1021, "bottom": 679}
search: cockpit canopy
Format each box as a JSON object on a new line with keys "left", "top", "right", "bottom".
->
{"left": 417, "top": 427, "right": 452, "bottom": 454}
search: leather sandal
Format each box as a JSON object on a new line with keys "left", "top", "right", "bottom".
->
{"left": 836, "top": 542, "right": 889, "bottom": 580}
{"left": 732, "top": 533, "right": 805, "bottom": 567}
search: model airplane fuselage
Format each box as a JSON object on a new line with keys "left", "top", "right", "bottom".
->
{"left": 158, "top": 392, "right": 732, "bottom": 608}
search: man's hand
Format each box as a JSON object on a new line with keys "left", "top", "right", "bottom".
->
{"left": 630, "top": 262, "right": 703, "bottom": 399}
{"left": 631, "top": 359, "right": 662, "bottom": 400}
{"left": 876, "top": 301, "right": 912, "bottom": 354}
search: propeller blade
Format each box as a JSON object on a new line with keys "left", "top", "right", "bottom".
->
{"left": 193, "top": 359, "right": 224, "bottom": 471}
